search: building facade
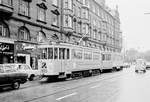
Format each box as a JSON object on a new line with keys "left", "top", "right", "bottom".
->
{"left": 0, "top": 0, "right": 122, "bottom": 68}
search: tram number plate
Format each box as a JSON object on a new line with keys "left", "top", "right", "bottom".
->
{"left": 41, "top": 68, "right": 47, "bottom": 74}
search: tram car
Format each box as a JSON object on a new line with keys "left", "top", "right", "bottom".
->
{"left": 101, "top": 52, "right": 123, "bottom": 72}
{"left": 38, "top": 43, "right": 123, "bottom": 79}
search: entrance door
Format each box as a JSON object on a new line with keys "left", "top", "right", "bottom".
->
{"left": 59, "top": 48, "right": 71, "bottom": 74}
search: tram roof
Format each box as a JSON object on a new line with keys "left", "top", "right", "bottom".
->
{"left": 38, "top": 43, "right": 122, "bottom": 54}
{"left": 38, "top": 43, "right": 101, "bottom": 51}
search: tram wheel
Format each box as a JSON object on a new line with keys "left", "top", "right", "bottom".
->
{"left": 112, "top": 67, "right": 117, "bottom": 72}
{"left": 47, "top": 76, "right": 58, "bottom": 82}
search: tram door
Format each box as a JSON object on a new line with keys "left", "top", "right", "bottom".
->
{"left": 59, "top": 48, "right": 66, "bottom": 73}
{"left": 59, "top": 48, "right": 70, "bottom": 74}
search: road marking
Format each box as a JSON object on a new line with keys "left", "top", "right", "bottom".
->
{"left": 56, "top": 92, "right": 77, "bottom": 101}
{"left": 90, "top": 85, "right": 100, "bottom": 89}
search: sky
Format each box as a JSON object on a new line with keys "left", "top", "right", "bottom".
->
{"left": 106, "top": 0, "right": 150, "bottom": 52}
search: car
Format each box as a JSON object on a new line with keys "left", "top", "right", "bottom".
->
{"left": 0, "top": 65, "right": 28, "bottom": 89}
{"left": 123, "top": 63, "right": 130, "bottom": 68}
{"left": 135, "top": 59, "right": 146, "bottom": 73}
{"left": 146, "top": 62, "right": 150, "bottom": 69}
{"left": 2, "top": 64, "right": 41, "bottom": 81}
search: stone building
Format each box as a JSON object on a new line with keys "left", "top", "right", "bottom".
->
{"left": 0, "top": 0, "right": 122, "bottom": 68}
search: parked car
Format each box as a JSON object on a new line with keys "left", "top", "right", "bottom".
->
{"left": 146, "top": 62, "right": 150, "bottom": 69}
{"left": 135, "top": 59, "right": 146, "bottom": 73}
{"left": 123, "top": 63, "right": 130, "bottom": 68}
{"left": 2, "top": 64, "right": 41, "bottom": 81}
{"left": 0, "top": 65, "right": 28, "bottom": 89}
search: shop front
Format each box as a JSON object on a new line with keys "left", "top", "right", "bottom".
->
{"left": 14, "top": 41, "right": 38, "bottom": 69}
{"left": 0, "top": 42, "right": 14, "bottom": 64}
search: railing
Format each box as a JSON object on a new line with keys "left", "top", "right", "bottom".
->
{"left": 0, "top": 0, "right": 12, "bottom": 7}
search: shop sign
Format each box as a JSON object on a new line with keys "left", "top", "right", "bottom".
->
{"left": 15, "top": 42, "right": 37, "bottom": 51}
{"left": 0, "top": 43, "right": 14, "bottom": 53}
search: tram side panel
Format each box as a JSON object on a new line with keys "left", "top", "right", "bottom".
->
{"left": 70, "top": 60, "right": 102, "bottom": 72}
{"left": 67, "top": 49, "right": 102, "bottom": 74}
{"left": 38, "top": 60, "right": 61, "bottom": 77}
{"left": 112, "top": 53, "right": 124, "bottom": 70}
{"left": 101, "top": 53, "right": 113, "bottom": 71}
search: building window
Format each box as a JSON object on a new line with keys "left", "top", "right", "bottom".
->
{"left": 73, "top": 21, "right": 76, "bottom": 32}
{"left": 82, "top": 24, "right": 88, "bottom": 35}
{"left": 38, "top": 7, "right": 46, "bottom": 22}
{"left": 64, "top": 15, "right": 73, "bottom": 28}
{"left": 73, "top": 4, "right": 76, "bottom": 15}
{"left": 64, "top": 0, "right": 73, "bottom": 10}
{"left": 77, "top": 23, "right": 81, "bottom": 33}
{"left": 52, "top": 0, "right": 58, "bottom": 7}
{"left": 51, "top": 10, "right": 59, "bottom": 27}
{"left": 0, "top": 21, "right": 9, "bottom": 37}
{"left": 82, "top": 0, "right": 89, "bottom": 7}
{"left": 0, "top": 0, "right": 12, "bottom": 6}
{"left": 38, "top": 31, "right": 46, "bottom": 43}
{"left": 93, "top": 30, "right": 97, "bottom": 39}
{"left": 18, "top": 27, "right": 30, "bottom": 41}
{"left": 37, "top": 3, "right": 47, "bottom": 22}
{"left": 82, "top": 9, "right": 89, "bottom": 19}
{"left": 19, "top": 0, "right": 30, "bottom": 16}
{"left": 77, "top": 7, "right": 81, "bottom": 18}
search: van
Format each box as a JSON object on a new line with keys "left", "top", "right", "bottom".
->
{"left": 135, "top": 59, "right": 146, "bottom": 73}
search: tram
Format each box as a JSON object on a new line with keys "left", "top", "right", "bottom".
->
{"left": 38, "top": 43, "right": 123, "bottom": 79}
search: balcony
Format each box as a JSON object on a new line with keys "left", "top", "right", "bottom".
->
{"left": 0, "top": 0, "right": 13, "bottom": 16}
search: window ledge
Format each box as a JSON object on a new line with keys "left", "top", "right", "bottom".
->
{"left": 18, "top": 13, "right": 31, "bottom": 19}
{"left": 51, "top": 24, "right": 59, "bottom": 28}
{"left": 52, "top": 4, "right": 59, "bottom": 8}
{"left": 36, "top": 19, "right": 47, "bottom": 24}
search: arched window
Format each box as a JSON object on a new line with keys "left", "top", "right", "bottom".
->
{"left": 0, "top": 21, "right": 10, "bottom": 37}
{"left": 38, "top": 31, "right": 46, "bottom": 43}
{"left": 18, "top": 27, "right": 30, "bottom": 41}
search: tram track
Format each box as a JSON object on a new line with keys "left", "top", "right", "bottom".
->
{"left": 19, "top": 71, "right": 121, "bottom": 90}
{"left": 0, "top": 71, "right": 124, "bottom": 96}
{"left": 23, "top": 71, "right": 126, "bottom": 102}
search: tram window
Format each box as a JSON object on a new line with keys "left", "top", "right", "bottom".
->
{"left": 93, "top": 52, "right": 100, "bottom": 60}
{"left": 54, "top": 48, "right": 58, "bottom": 59}
{"left": 48, "top": 48, "right": 53, "bottom": 59}
{"left": 42, "top": 48, "right": 47, "bottom": 59}
{"left": 59, "top": 48, "right": 65, "bottom": 59}
{"left": 67, "top": 49, "right": 70, "bottom": 59}
{"left": 84, "top": 51, "right": 92, "bottom": 60}
{"left": 72, "top": 49, "right": 82, "bottom": 60}
{"left": 102, "top": 54, "right": 106, "bottom": 61}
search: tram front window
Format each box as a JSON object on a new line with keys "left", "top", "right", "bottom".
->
{"left": 48, "top": 48, "right": 53, "bottom": 59}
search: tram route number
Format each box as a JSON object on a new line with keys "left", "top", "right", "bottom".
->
{"left": 41, "top": 62, "right": 48, "bottom": 74}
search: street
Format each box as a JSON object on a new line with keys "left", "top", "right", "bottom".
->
{"left": 1, "top": 66, "right": 150, "bottom": 102}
